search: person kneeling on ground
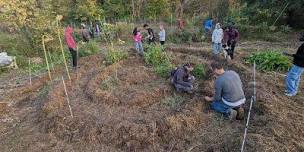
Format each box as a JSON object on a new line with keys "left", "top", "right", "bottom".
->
{"left": 204, "top": 61, "right": 245, "bottom": 120}
{"left": 171, "top": 63, "right": 195, "bottom": 94}
{"left": 283, "top": 33, "right": 304, "bottom": 97}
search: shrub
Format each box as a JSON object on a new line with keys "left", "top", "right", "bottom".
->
{"left": 105, "top": 49, "right": 128, "bottom": 65}
{"left": 144, "top": 45, "right": 174, "bottom": 78}
{"left": 153, "top": 63, "right": 174, "bottom": 78}
{"left": 78, "top": 40, "right": 100, "bottom": 57}
{"left": 162, "top": 93, "right": 185, "bottom": 109}
{"left": 144, "top": 45, "right": 170, "bottom": 66}
{"left": 193, "top": 64, "right": 206, "bottom": 79}
{"left": 245, "top": 50, "right": 291, "bottom": 72}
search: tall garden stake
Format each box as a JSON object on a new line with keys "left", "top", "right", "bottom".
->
{"left": 42, "top": 35, "right": 52, "bottom": 81}
{"left": 62, "top": 76, "right": 74, "bottom": 118}
{"left": 47, "top": 50, "right": 55, "bottom": 72}
{"left": 28, "top": 58, "right": 32, "bottom": 86}
{"left": 241, "top": 62, "right": 256, "bottom": 152}
{"left": 56, "top": 15, "right": 71, "bottom": 81}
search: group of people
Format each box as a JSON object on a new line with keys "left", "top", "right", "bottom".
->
{"left": 133, "top": 24, "right": 166, "bottom": 55}
{"left": 170, "top": 61, "right": 245, "bottom": 120}
{"left": 210, "top": 24, "right": 240, "bottom": 60}
{"left": 64, "top": 19, "right": 304, "bottom": 121}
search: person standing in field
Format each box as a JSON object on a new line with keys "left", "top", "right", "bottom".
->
{"left": 204, "top": 61, "right": 245, "bottom": 120}
{"left": 223, "top": 25, "right": 240, "bottom": 60}
{"left": 143, "top": 24, "right": 155, "bottom": 44}
{"left": 212, "top": 23, "right": 224, "bottom": 56}
{"left": 204, "top": 18, "right": 213, "bottom": 38}
{"left": 133, "top": 27, "right": 144, "bottom": 56}
{"left": 65, "top": 24, "right": 78, "bottom": 69}
{"left": 81, "top": 23, "right": 90, "bottom": 42}
{"left": 159, "top": 24, "right": 166, "bottom": 45}
{"left": 284, "top": 33, "right": 304, "bottom": 97}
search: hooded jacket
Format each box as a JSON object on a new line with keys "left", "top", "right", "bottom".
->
{"left": 224, "top": 28, "right": 240, "bottom": 43}
{"left": 212, "top": 24, "right": 224, "bottom": 44}
{"left": 65, "top": 26, "right": 77, "bottom": 49}
{"left": 293, "top": 43, "right": 304, "bottom": 67}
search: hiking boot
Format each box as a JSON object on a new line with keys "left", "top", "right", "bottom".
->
{"left": 236, "top": 107, "right": 245, "bottom": 120}
{"left": 229, "top": 109, "right": 237, "bottom": 121}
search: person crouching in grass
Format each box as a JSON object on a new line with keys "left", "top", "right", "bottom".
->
{"left": 133, "top": 27, "right": 144, "bottom": 56}
{"left": 204, "top": 61, "right": 245, "bottom": 120}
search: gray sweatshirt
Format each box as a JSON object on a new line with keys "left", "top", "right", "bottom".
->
{"left": 214, "top": 70, "right": 245, "bottom": 103}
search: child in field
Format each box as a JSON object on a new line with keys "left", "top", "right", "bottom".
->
{"left": 133, "top": 27, "right": 144, "bottom": 55}
{"left": 159, "top": 24, "right": 166, "bottom": 45}
{"left": 143, "top": 24, "right": 155, "bottom": 44}
{"left": 212, "top": 23, "right": 224, "bottom": 56}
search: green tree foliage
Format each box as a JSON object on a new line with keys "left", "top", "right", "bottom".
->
{"left": 102, "top": 0, "right": 132, "bottom": 19}
{"left": 144, "top": 0, "right": 170, "bottom": 19}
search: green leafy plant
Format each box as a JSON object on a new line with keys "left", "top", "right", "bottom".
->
{"left": 78, "top": 40, "right": 100, "bottom": 57}
{"left": 144, "top": 45, "right": 174, "bottom": 78}
{"left": 100, "top": 76, "right": 119, "bottom": 90}
{"left": 193, "top": 64, "right": 206, "bottom": 79}
{"left": 245, "top": 50, "right": 291, "bottom": 72}
{"left": 144, "top": 45, "right": 170, "bottom": 66}
{"left": 105, "top": 49, "right": 128, "bottom": 65}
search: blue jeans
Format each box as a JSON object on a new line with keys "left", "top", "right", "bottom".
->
{"left": 211, "top": 100, "right": 233, "bottom": 117}
{"left": 134, "top": 41, "right": 144, "bottom": 55}
{"left": 285, "top": 65, "right": 304, "bottom": 95}
{"left": 212, "top": 43, "right": 222, "bottom": 55}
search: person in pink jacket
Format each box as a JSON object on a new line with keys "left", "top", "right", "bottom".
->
{"left": 65, "top": 24, "right": 78, "bottom": 68}
{"left": 133, "top": 27, "right": 144, "bottom": 55}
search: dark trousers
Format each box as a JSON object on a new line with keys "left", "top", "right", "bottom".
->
{"left": 227, "top": 40, "right": 236, "bottom": 60}
{"left": 69, "top": 48, "right": 77, "bottom": 67}
{"left": 160, "top": 41, "right": 165, "bottom": 45}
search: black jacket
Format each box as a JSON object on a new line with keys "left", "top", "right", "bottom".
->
{"left": 293, "top": 43, "right": 304, "bottom": 67}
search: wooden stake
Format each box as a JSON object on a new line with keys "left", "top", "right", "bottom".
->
{"left": 42, "top": 36, "right": 52, "bottom": 81}
{"left": 47, "top": 50, "right": 55, "bottom": 72}
{"left": 28, "top": 58, "right": 32, "bottom": 86}
{"left": 57, "top": 20, "right": 71, "bottom": 81}
{"left": 62, "top": 76, "right": 74, "bottom": 118}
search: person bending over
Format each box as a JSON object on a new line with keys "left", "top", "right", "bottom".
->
{"left": 171, "top": 63, "right": 195, "bottom": 94}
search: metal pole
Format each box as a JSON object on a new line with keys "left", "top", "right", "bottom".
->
{"left": 241, "top": 62, "right": 256, "bottom": 152}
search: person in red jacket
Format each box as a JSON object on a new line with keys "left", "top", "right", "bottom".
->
{"left": 65, "top": 24, "right": 78, "bottom": 69}
{"left": 223, "top": 25, "right": 240, "bottom": 60}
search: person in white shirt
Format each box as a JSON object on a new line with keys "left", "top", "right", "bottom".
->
{"left": 159, "top": 24, "right": 166, "bottom": 45}
{"left": 212, "top": 23, "right": 224, "bottom": 55}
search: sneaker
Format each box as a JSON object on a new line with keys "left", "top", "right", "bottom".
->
{"left": 229, "top": 109, "right": 237, "bottom": 121}
{"left": 285, "top": 92, "right": 296, "bottom": 97}
{"left": 236, "top": 107, "right": 245, "bottom": 120}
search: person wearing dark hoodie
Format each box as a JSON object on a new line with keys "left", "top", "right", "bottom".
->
{"left": 284, "top": 33, "right": 304, "bottom": 97}
{"left": 171, "top": 63, "right": 195, "bottom": 94}
{"left": 65, "top": 24, "right": 78, "bottom": 69}
{"left": 204, "top": 61, "right": 245, "bottom": 120}
{"left": 143, "top": 24, "right": 155, "bottom": 44}
{"left": 223, "top": 25, "right": 240, "bottom": 60}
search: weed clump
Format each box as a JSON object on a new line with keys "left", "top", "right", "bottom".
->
{"left": 144, "top": 45, "right": 173, "bottom": 77}
{"left": 245, "top": 50, "right": 291, "bottom": 72}
{"left": 78, "top": 41, "right": 100, "bottom": 57}
{"left": 105, "top": 49, "right": 128, "bottom": 65}
{"left": 193, "top": 64, "right": 206, "bottom": 79}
